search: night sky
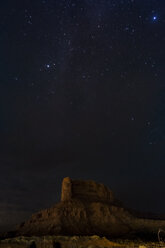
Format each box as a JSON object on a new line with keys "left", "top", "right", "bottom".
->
{"left": 1, "top": 0, "right": 165, "bottom": 231}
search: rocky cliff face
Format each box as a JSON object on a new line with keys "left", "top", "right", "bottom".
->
{"left": 16, "top": 178, "right": 165, "bottom": 238}
{"left": 17, "top": 200, "right": 132, "bottom": 237}
{"left": 61, "top": 177, "right": 115, "bottom": 204}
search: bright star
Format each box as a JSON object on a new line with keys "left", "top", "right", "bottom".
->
{"left": 46, "top": 64, "right": 50, "bottom": 68}
{"left": 153, "top": 16, "right": 157, "bottom": 21}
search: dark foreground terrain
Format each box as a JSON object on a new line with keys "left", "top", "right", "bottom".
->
{"left": 0, "top": 235, "right": 164, "bottom": 248}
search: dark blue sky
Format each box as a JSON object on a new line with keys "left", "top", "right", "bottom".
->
{"left": 0, "top": 0, "right": 165, "bottom": 231}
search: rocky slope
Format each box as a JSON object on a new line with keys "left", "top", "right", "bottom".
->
{"left": 15, "top": 177, "right": 165, "bottom": 238}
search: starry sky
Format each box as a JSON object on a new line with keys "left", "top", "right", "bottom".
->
{"left": 1, "top": 0, "right": 165, "bottom": 231}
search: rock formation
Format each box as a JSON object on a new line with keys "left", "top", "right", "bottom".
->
{"left": 61, "top": 177, "right": 115, "bottom": 204}
{"left": 16, "top": 177, "right": 165, "bottom": 238}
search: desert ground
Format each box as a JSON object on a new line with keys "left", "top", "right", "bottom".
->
{"left": 0, "top": 235, "right": 164, "bottom": 248}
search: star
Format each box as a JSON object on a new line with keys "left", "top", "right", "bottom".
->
{"left": 152, "top": 16, "right": 157, "bottom": 21}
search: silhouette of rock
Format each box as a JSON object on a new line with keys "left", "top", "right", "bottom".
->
{"left": 16, "top": 177, "right": 165, "bottom": 238}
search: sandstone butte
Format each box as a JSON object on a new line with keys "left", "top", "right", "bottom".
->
{"left": 15, "top": 177, "right": 165, "bottom": 238}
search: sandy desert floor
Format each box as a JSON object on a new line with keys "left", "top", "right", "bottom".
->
{"left": 0, "top": 235, "right": 164, "bottom": 248}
